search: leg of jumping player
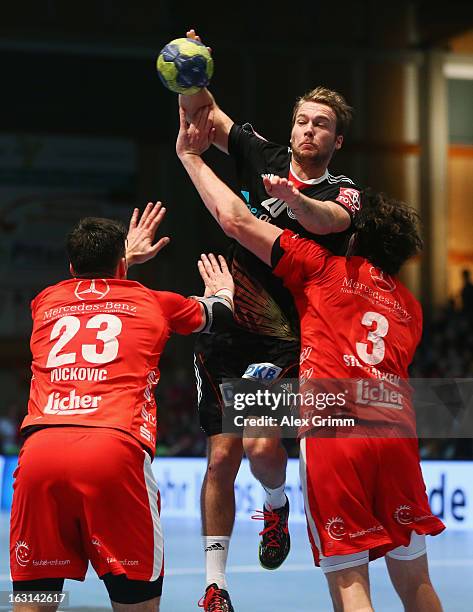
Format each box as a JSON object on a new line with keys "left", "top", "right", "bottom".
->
{"left": 243, "top": 436, "right": 287, "bottom": 491}
{"left": 325, "top": 564, "right": 374, "bottom": 612}
{"left": 385, "top": 553, "right": 443, "bottom": 612}
{"left": 243, "top": 431, "right": 290, "bottom": 571}
{"left": 201, "top": 434, "right": 244, "bottom": 588}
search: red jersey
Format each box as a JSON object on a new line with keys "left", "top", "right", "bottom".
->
{"left": 273, "top": 230, "right": 422, "bottom": 436}
{"left": 23, "top": 278, "right": 203, "bottom": 456}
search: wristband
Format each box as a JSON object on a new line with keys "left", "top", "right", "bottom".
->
{"left": 215, "top": 288, "right": 234, "bottom": 302}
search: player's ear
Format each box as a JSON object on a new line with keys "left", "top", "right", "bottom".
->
{"left": 335, "top": 134, "right": 343, "bottom": 150}
{"left": 117, "top": 257, "right": 127, "bottom": 279}
{"left": 69, "top": 263, "right": 76, "bottom": 277}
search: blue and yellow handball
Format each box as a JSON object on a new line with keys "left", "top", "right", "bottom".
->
{"left": 157, "top": 37, "right": 214, "bottom": 95}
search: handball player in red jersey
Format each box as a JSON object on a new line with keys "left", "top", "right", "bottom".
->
{"left": 179, "top": 29, "right": 364, "bottom": 610}
{"left": 177, "top": 109, "right": 445, "bottom": 612}
{"left": 10, "top": 203, "right": 235, "bottom": 612}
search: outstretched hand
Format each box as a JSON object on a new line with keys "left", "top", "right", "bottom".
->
{"left": 262, "top": 175, "right": 301, "bottom": 208}
{"left": 176, "top": 106, "right": 216, "bottom": 159}
{"left": 197, "top": 253, "right": 234, "bottom": 299}
{"left": 126, "top": 202, "right": 170, "bottom": 266}
{"left": 186, "top": 28, "right": 212, "bottom": 54}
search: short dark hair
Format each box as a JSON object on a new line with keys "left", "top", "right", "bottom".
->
{"left": 354, "top": 190, "right": 423, "bottom": 275}
{"left": 67, "top": 217, "right": 127, "bottom": 278}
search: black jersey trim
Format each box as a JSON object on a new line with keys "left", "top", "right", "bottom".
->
{"left": 271, "top": 236, "right": 285, "bottom": 269}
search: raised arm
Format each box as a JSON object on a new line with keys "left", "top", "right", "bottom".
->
{"left": 262, "top": 176, "right": 351, "bottom": 235}
{"left": 176, "top": 107, "right": 282, "bottom": 266}
{"left": 178, "top": 29, "right": 234, "bottom": 154}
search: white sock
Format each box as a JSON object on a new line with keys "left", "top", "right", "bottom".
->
{"left": 203, "top": 536, "right": 230, "bottom": 589}
{"left": 263, "top": 482, "right": 287, "bottom": 510}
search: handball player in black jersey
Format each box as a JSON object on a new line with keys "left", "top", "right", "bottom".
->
{"left": 179, "top": 30, "right": 363, "bottom": 611}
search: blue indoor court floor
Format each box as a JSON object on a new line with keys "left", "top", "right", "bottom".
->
{"left": 1, "top": 514, "right": 472, "bottom": 611}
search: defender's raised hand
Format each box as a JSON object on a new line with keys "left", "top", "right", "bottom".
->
{"left": 198, "top": 253, "right": 234, "bottom": 304}
{"left": 126, "top": 202, "right": 170, "bottom": 266}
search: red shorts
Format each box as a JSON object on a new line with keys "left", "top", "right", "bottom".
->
{"left": 300, "top": 436, "right": 445, "bottom": 565}
{"left": 10, "top": 427, "right": 164, "bottom": 582}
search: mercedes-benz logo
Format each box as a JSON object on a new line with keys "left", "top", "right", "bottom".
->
{"left": 369, "top": 267, "right": 396, "bottom": 292}
{"left": 74, "top": 279, "right": 110, "bottom": 301}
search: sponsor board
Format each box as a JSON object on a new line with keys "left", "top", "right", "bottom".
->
{"left": 152, "top": 459, "right": 473, "bottom": 530}
{"left": 1, "top": 456, "right": 472, "bottom": 529}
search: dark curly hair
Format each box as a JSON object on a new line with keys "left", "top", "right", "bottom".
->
{"left": 354, "top": 190, "right": 423, "bottom": 275}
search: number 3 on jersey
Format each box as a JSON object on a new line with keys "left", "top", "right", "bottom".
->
{"left": 46, "top": 314, "right": 122, "bottom": 368}
{"left": 355, "top": 311, "right": 389, "bottom": 366}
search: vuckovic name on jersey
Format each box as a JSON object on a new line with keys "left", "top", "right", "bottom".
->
{"left": 50, "top": 368, "right": 108, "bottom": 382}
{"left": 43, "top": 390, "right": 102, "bottom": 415}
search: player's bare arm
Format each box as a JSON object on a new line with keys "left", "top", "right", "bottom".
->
{"left": 263, "top": 175, "right": 350, "bottom": 235}
{"left": 176, "top": 107, "right": 282, "bottom": 266}
{"left": 178, "top": 29, "right": 234, "bottom": 154}
{"left": 126, "top": 201, "right": 170, "bottom": 265}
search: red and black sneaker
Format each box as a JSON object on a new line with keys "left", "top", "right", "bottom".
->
{"left": 198, "top": 583, "right": 235, "bottom": 612}
{"left": 252, "top": 497, "right": 290, "bottom": 570}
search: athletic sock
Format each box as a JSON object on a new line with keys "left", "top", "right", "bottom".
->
{"left": 263, "top": 482, "right": 287, "bottom": 510}
{"left": 203, "top": 536, "right": 230, "bottom": 589}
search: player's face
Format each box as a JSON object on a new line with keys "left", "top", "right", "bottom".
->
{"left": 290, "top": 102, "right": 343, "bottom": 166}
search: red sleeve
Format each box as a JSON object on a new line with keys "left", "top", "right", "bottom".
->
{"left": 272, "top": 229, "right": 329, "bottom": 290}
{"left": 155, "top": 291, "right": 203, "bottom": 335}
{"left": 413, "top": 299, "right": 423, "bottom": 356}
{"left": 333, "top": 186, "right": 362, "bottom": 219}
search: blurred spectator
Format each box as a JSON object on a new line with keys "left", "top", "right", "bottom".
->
{"left": 156, "top": 360, "right": 206, "bottom": 457}
{"left": 413, "top": 277, "right": 473, "bottom": 460}
{"left": 0, "top": 403, "right": 22, "bottom": 455}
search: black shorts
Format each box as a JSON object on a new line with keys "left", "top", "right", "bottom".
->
{"left": 194, "top": 331, "right": 299, "bottom": 436}
{"left": 13, "top": 575, "right": 163, "bottom": 604}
